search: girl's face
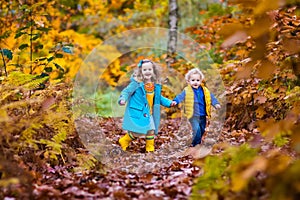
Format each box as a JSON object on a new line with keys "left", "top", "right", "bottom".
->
{"left": 141, "top": 62, "right": 154, "bottom": 82}
{"left": 188, "top": 73, "right": 201, "bottom": 89}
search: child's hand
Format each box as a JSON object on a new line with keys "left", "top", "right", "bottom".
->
{"left": 119, "top": 100, "right": 126, "bottom": 106}
{"left": 170, "top": 101, "right": 177, "bottom": 107}
{"left": 215, "top": 104, "right": 221, "bottom": 109}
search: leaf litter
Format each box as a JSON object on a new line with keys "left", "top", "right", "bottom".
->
{"left": 75, "top": 114, "right": 223, "bottom": 174}
{"left": 68, "top": 115, "right": 224, "bottom": 199}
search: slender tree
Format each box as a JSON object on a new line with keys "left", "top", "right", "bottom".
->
{"left": 166, "top": 0, "right": 178, "bottom": 67}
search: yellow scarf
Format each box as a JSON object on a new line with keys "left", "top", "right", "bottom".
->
{"left": 184, "top": 84, "right": 212, "bottom": 119}
{"left": 145, "top": 82, "right": 154, "bottom": 114}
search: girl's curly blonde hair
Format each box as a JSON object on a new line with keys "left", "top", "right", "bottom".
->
{"left": 185, "top": 68, "right": 205, "bottom": 82}
{"left": 137, "top": 59, "right": 161, "bottom": 83}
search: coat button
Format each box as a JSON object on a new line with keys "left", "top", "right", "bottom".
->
{"left": 143, "top": 113, "right": 148, "bottom": 117}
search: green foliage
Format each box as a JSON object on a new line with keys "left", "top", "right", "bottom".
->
{"left": 0, "top": 0, "right": 78, "bottom": 79}
{"left": 208, "top": 48, "right": 223, "bottom": 64}
{"left": 5, "top": 71, "right": 49, "bottom": 90}
{"left": 95, "top": 88, "right": 124, "bottom": 117}
{"left": 39, "top": 126, "right": 67, "bottom": 162}
{"left": 192, "top": 144, "right": 259, "bottom": 199}
{"left": 273, "top": 133, "right": 290, "bottom": 147}
{"left": 73, "top": 153, "right": 97, "bottom": 172}
{"left": 192, "top": 156, "right": 227, "bottom": 195}
{"left": 0, "top": 73, "right": 95, "bottom": 190}
{"left": 206, "top": 3, "right": 236, "bottom": 17}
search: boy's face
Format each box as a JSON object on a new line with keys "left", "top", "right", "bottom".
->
{"left": 188, "top": 73, "right": 201, "bottom": 89}
{"left": 141, "top": 62, "right": 154, "bottom": 81}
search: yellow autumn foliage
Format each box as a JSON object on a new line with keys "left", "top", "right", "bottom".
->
{"left": 2, "top": 25, "right": 102, "bottom": 81}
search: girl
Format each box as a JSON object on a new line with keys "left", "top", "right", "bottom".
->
{"left": 118, "top": 59, "right": 176, "bottom": 152}
{"left": 173, "top": 68, "right": 221, "bottom": 147}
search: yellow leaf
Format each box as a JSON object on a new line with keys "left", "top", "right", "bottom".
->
{"left": 231, "top": 172, "right": 247, "bottom": 192}
{"left": 44, "top": 151, "right": 49, "bottom": 159}
{"left": 0, "top": 178, "right": 20, "bottom": 187}
{"left": 231, "top": 156, "right": 267, "bottom": 192}
{"left": 0, "top": 109, "right": 9, "bottom": 122}
{"left": 256, "top": 107, "right": 266, "bottom": 119}
{"left": 253, "top": 0, "right": 281, "bottom": 16}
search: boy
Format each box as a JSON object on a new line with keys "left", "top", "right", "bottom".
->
{"left": 173, "top": 68, "right": 220, "bottom": 146}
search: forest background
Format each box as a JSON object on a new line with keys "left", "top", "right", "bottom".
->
{"left": 0, "top": 0, "right": 300, "bottom": 199}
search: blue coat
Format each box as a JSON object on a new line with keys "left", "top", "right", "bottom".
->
{"left": 118, "top": 82, "right": 172, "bottom": 135}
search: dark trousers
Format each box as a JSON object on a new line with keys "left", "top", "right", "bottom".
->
{"left": 189, "top": 116, "right": 206, "bottom": 146}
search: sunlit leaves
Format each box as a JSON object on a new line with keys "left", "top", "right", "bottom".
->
{"left": 40, "top": 130, "right": 67, "bottom": 162}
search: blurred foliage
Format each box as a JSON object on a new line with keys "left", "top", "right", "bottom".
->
{"left": 0, "top": 0, "right": 101, "bottom": 81}
{"left": 187, "top": 1, "right": 300, "bottom": 199}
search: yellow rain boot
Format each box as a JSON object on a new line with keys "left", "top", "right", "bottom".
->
{"left": 145, "top": 135, "right": 155, "bottom": 152}
{"left": 119, "top": 132, "right": 135, "bottom": 151}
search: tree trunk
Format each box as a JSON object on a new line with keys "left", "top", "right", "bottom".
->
{"left": 166, "top": 0, "right": 178, "bottom": 68}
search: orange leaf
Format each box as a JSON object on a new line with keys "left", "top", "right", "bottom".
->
{"left": 282, "top": 38, "right": 300, "bottom": 55}
{"left": 256, "top": 60, "right": 277, "bottom": 79}
{"left": 236, "top": 62, "right": 253, "bottom": 79}
{"left": 218, "top": 23, "right": 245, "bottom": 38}
{"left": 221, "top": 31, "right": 248, "bottom": 48}
{"left": 255, "top": 96, "right": 267, "bottom": 104}
{"left": 256, "top": 107, "right": 266, "bottom": 119}
{"left": 247, "top": 16, "right": 272, "bottom": 38}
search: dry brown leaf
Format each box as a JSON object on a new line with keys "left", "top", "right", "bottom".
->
{"left": 221, "top": 31, "right": 248, "bottom": 48}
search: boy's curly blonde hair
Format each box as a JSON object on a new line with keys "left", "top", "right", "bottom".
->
{"left": 185, "top": 68, "right": 205, "bottom": 82}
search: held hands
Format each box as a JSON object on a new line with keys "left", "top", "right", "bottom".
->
{"left": 170, "top": 101, "right": 177, "bottom": 107}
{"left": 215, "top": 104, "right": 221, "bottom": 110}
{"left": 120, "top": 100, "right": 177, "bottom": 106}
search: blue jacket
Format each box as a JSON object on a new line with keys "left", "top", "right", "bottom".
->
{"left": 118, "top": 82, "right": 172, "bottom": 135}
{"left": 118, "top": 77, "right": 140, "bottom": 102}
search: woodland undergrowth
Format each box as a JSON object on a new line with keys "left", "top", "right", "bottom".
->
{"left": 0, "top": 1, "right": 300, "bottom": 199}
